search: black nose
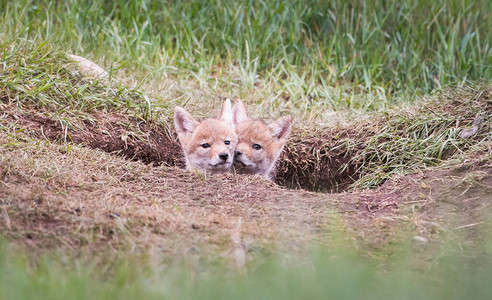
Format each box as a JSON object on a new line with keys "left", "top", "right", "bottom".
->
{"left": 218, "top": 153, "right": 229, "bottom": 161}
{"left": 235, "top": 150, "right": 242, "bottom": 156}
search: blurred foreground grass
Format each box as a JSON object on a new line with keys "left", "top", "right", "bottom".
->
{"left": 1, "top": 236, "right": 492, "bottom": 300}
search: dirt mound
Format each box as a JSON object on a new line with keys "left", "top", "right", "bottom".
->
{"left": 0, "top": 134, "right": 335, "bottom": 261}
{"left": 274, "top": 128, "right": 364, "bottom": 192}
{"left": 3, "top": 104, "right": 362, "bottom": 192}
{"left": 5, "top": 109, "right": 184, "bottom": 168}
{"left": 1, "top": 124, "right": 490, "bottom": 264}
{"left": 2, "top": 83, "right": 490, "bottom": 195}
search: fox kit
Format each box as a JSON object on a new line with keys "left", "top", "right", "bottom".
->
{"left": 174, "top": 99, "right": 238, "bottom": 174}
{"left": 232, "top": 99, "right": 292, "bottom": 179}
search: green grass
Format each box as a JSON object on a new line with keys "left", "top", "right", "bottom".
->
{"left": 1, "top": 1, "right": 490, "bottom": 190}
{"left": 0, "top": 37, "right": 165, "bottom": 124}
{"left": 1, "top": 1, "right": 492, "bottom": 299}
{"left": 1, "top": 237, "right": 492, "bottom": 300}
{"left": 1, "top": 0, "right": 491, "bottom": 111}
{"left": 350, "top": 83, "right": 492, "bottom": 188}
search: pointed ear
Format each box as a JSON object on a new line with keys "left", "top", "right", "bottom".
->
{"left": 232, "top": 99, "right": 249, "bottom": 125}
{"left": 218, "top": 98, "right": 234, "bottom": 126}
{"left": 174, "top": 106, "right": 199, "bottom": 135}
{"left": 269, "top": 115, "right": 292, "bottom": 140}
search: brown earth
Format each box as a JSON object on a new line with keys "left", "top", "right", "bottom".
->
{"left": 3, "top": 81, "right": 490, "bottom": 195}
{"left": 1, "top": 106, "right": 491, "bottom": 266}
{"left": 2, "top": 106, "right": 365, "bottom": 193}
{"left": 3, "top": 108, "right": 184, "bottom": 168}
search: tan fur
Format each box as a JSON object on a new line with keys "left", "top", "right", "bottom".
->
{"left": 232, "top": 99, "right": 292, "bottom": 179}
{"left": 174, "top": 99, "right": 237, "bottom": 174}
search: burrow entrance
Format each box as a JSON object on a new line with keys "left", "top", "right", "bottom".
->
{"left": 5, "top": 110, "right": 365, "bottom": 193}
{"left": 6, "top": 83, "right": 491, "bottom": 194}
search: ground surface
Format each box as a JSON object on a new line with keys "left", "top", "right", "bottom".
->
{"left": 1, "top": 102, "right": 491, "bottom": 267}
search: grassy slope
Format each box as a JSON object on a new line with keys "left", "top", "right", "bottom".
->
{"left": 1, "top": 0, "right": 491, "bottom": 113}
{"left": 1, "top": 116, "right": 491, "bottom": 299}
{"left": 1, "top": 51, "right": 491, "bottom": 298}
{"left": 1, "top": 0, "right": 492, "bottom": 299}
{"left": 1, "top": 39, "right": 490, "bottom": 191}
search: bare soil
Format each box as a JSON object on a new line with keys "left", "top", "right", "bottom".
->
{"left": 4, "top": 108, "right": 184, "bottom": 167}
{"left": 3, "top": 106, "right": 364, "bottom": 192}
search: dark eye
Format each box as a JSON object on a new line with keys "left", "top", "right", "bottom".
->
{"left": 224, "top": 140, "right": 230, "bottom": 145}
{"left": 252, "top": 144, "right": 262, "bottom": 150}
{"left": 201, "top": 143, "right": 211, "bottom": 148}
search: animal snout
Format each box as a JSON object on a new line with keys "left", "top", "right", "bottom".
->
{"left": 218, "top": 153, "right": 229, "bottom": 161}
{"left": 234, "top": 150, "right": 242, "bottom": 156}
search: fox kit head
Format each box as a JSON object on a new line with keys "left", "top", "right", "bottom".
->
{"left": 232, "top": 99, "right": 292, "bottom": 179}
{"left": 174, "top": 99, "right": 238, "bottom": 174}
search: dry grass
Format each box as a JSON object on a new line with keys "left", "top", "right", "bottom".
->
{"left": 275, "top": 83, "right": 492, "bottom": 191}
{"left": 1, "top": 30, "right": 491, "bottom": 273}
{"left": 2, "top": 82, "right": 490, "bottom": 195}
{"left": 0, "top": 126, "right": 338, "bottom": 266}
{"left": 1, "top": 115, "right": 491, "bottom": 267}
{"left": 1, "top": 3, "right": 492, "bottom": 297}
{"left": 1, "top": 37, "right": 491, "bottom": 195}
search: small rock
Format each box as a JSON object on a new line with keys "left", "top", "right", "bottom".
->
{"left": 413, "top": 235, "right": 429, "bottom": 243}
{"left": 67, "top": 54, "right": 109, "bottom": 79}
